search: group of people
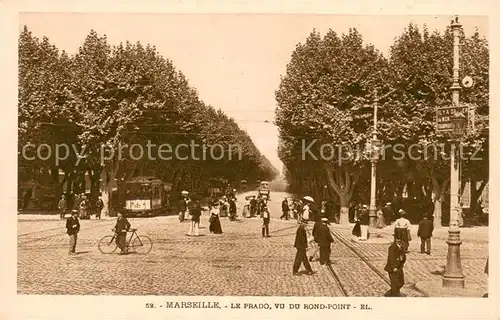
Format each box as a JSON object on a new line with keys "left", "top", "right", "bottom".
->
{"left": 292, "top": 196, "right": 334, "bottom": 275}
{"left": 65, "top": 208, "right": 131, "bottom": 255}
{"left": 240, "top": 195, "right": 269, "bottom": 218}
{"left": 58, "top": 193, "right": 104, "bottom": 220}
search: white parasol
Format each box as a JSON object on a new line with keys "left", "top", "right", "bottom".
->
{"left": 303, "top": 196, "right": 314, "bottom": 202}
{"left": 181, "top": 190, "right": 189, "bottom": 195}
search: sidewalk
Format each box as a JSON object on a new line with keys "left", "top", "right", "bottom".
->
{"left": 17, "top": 211, "right": 115, "bottom": 221}
{"left": 329, "top": 222, "right": 488, "bottom": 243}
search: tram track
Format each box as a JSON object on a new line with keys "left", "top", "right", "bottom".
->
{"left": 325, "top": 228, "right": 428, "bottom": 297}
{"left": 328, "top": 228, "right": 391, "bottom": 287}
{"left": 18, "top": 220, "right": 116, "bottom": 245}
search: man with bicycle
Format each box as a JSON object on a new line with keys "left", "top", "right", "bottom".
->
{"left": 113, "top": 211, "right": 131, "bottom": 255}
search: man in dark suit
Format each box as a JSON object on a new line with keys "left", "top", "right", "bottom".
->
{"left": 316, "top": 217, "right": 334, "bottom": 265}
{"left": 229, "top": 198, "right": 237, "bottom": 221}
{"left": 417, "top": 215, "right": 434, "bottom": 254}
{"left": 261, "top": 205, "right": 271, "bottom": 237}
{"left": 293, "top": 221, "right": 316, "bottom": 276}
{"left": 384, "top": 234, "right": 406, "bottom": 297}
{"left": 250, "top": 196, "right": 257, "bottom": 217}
{"left": 113, "top": 211, "right": 131, "bottom": 255}
{"left": 280, "top": 198, "right": 290, "bottom": 220}
{"left": 66, "top": 210, "right": 80, "bottom": 254}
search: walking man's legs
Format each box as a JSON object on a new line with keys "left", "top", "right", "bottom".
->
{"left": 194, "top": 221, "right": 199, "bottom": 236}
{"left": 293, "top": 249, "right": 312, "bottom": 274}
{"left": 420, "top": 238, "right": 425, "bottom": 253}
{"left": 319, "top": 246, "right": 325, "bottom": 264}
{"left": 188, "top": 221, "right": 194, "bottom": 235}
{"left": 69, "top": 234, "right": 77, "bottom": 253}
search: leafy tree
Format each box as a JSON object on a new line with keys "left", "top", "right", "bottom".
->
{"left": 387, "top": 23, "right": 489, "bottom": 226}
{"left": 276, "top": 29, "right": 394, "bottom": 223}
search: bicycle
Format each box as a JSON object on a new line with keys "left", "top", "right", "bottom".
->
{"left": 98, "top": 228, "right": 153, "bottom": 254}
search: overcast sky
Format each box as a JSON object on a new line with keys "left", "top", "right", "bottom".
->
{"left": 19, "top": 14, "right": 488, "bottom": 174}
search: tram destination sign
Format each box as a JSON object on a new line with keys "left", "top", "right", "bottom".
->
{"left": 435, "top": 106, "right": 468, "bottom": 132}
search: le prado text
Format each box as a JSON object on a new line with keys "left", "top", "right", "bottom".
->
{"left": 146, "top": 301, "right": 372, "bottom": 310}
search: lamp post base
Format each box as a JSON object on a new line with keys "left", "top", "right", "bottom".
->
{"left": 442, "top": 223, "right": 465, "bottom": 289}
{"left": 442, "top": 277, "right": 465, "bottom": 288}
{"left": 368, "top": 208, "right": 377, "bottom": 239}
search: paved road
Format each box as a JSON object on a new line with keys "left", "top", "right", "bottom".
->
{"left": 17, "top": 191, "right": 488, "bottom": 296}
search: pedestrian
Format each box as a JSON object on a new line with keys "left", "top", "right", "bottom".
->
{"left": 308, "top": 216, "right": 322, "bottom": 262}
{"left": 73, "top": 193, "right": 82, "bottom": 210}
{"left": 220, "top": 196, "right": 229, "bottom": 217}
{"left": 261, "top": 204, "right": 271, "bottom": 237}
{"left": 179, "top": 196, "right": 188, "bottom": 222}
{"left": 250, "top": 196, "right": 257, "bottom": 217}
{"left": 376, "top": 206, "right": 386, "bottom": 229}
{"left": 188, "top": 200, "right": 204, "bottom": 236}
{"left": 229, "top": 197, "right": 237, "bottom": 221}
{"left": 58, "top": 195, "right": 67, "bottom": 220}
{"left": 209, "top": 200, "right": 223, "bottom": 234}
{"left": 384, "top": 233, "right": 406, "bottom": 297}
{"left": 417, "top": 215, "right": 433, "bottom": 254}
{"left": 280, "top": 197, "right": 290, "bottom": 220}
{"left": 291, "top": 200, "right": 299, "bottom": 220}
{"left": 316, "top": 217, "right": 334, "bottom": 265}
{"left": 359, "top": 205, "right": 369, "bottom": 240}
{"left": 352, "top": 218, "right": 362, "bottom": 240}
{"left": 302, "top": 196, "right": 314, "bottom": 224}
{"left": 66, "top": 210, "right": 80, "bottom": 255}
{"left": 95, "top": 196, "right": 104, "bottom": 219}
{"left": 293, "top": 221, "right": 316, "bottom": 276}
{"left": 382, "top": 202, "right": 393, "bottom": 225}
{"left": 242, "top": 196, "right": 250, "bottom": 218}
{"left": 78, "top": 195, "right": 88, "bottom": 219}
{"left": 113, "top": 211, "right": 131, "bottom": 255}
{"left": 394, "top": 209, "right": 411, "bottom": 252}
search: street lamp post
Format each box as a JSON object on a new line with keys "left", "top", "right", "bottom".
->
{"left": 442, "top": 16, "right": 466, "bottom": 289}
{"left": 368, "top": 101, "right": 381, "bottom": 238}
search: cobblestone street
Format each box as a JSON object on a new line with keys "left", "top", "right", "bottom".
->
{"left": 18, "top": 194, "right": 488, "bottom": 297}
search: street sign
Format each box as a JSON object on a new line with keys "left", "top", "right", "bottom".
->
{"left": 435, "top": 106, "right": 468, "bottom": 132}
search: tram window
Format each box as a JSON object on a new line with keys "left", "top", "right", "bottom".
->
{"left": 154, "top": 187, "right": 159, "bottom": 197}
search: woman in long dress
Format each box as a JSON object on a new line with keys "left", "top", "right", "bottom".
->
{"left": 394, "top": 209, "right": 411, "bottom": 252}
{"left": 242, "top": 197, "right": 250, "bottom": 218}
{"left": 209, "top": 201, "right": 223, "bottom": 234}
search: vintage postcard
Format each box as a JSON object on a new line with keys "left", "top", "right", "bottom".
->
{"left": 1, "top": 1, "right": 498, "bottom": 319}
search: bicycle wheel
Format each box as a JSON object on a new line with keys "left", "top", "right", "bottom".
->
{"left": 98, "top": 235, "right": 117, "bottom": 254}
{"left": 131, "top": 235, "right": 153, "bottom": 254}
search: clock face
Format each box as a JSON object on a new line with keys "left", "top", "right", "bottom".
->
{"left": 462, "top": 76, "right": 473, "bottom": 88}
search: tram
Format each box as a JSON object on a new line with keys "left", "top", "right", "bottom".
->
{"left": 123, "top": 176, "right": 165, "bottom": 217}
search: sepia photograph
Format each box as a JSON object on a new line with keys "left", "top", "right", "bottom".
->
{"left": 2, "top": 2, "right": 498, "bottom": 319}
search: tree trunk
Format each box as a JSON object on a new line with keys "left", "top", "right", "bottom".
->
{"left": 433, "top": 197, "right": 443, "bottom": 228}
{"left": 339, "top": 193, "right": 350, "bottom": 224}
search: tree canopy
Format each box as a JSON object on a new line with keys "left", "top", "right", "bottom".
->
{"left": 275, "top": 23, "right": 489, "bottom": 225}
{"left": 18, "top": 26, "right": 278, "bottom": 213}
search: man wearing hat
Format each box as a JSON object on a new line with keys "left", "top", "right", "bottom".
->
{"left": 382, "top": 202, "right": 393, "bottom": 225}
{"left": 293, "top": 221, "right": 316, "bottom": 276}
{"left": 417, "top": 215, "right": 434, "bottom": 254}
{"left": 261, "top": 204, "right": 271, "bottom": 237}
{"left": 66, "top": 210, "right": 80, "bottom": 254}
{"left": 316, "top": 217, "right": 334, "bottom": 265}
{"left": 384, "top": 233, "right": 406, "bottom": 297}
{"left": 113, "top": 211, "right": 131, "bottom": 255}
{"left": 393, "top": 209, "right": 411, "bottom": 252}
